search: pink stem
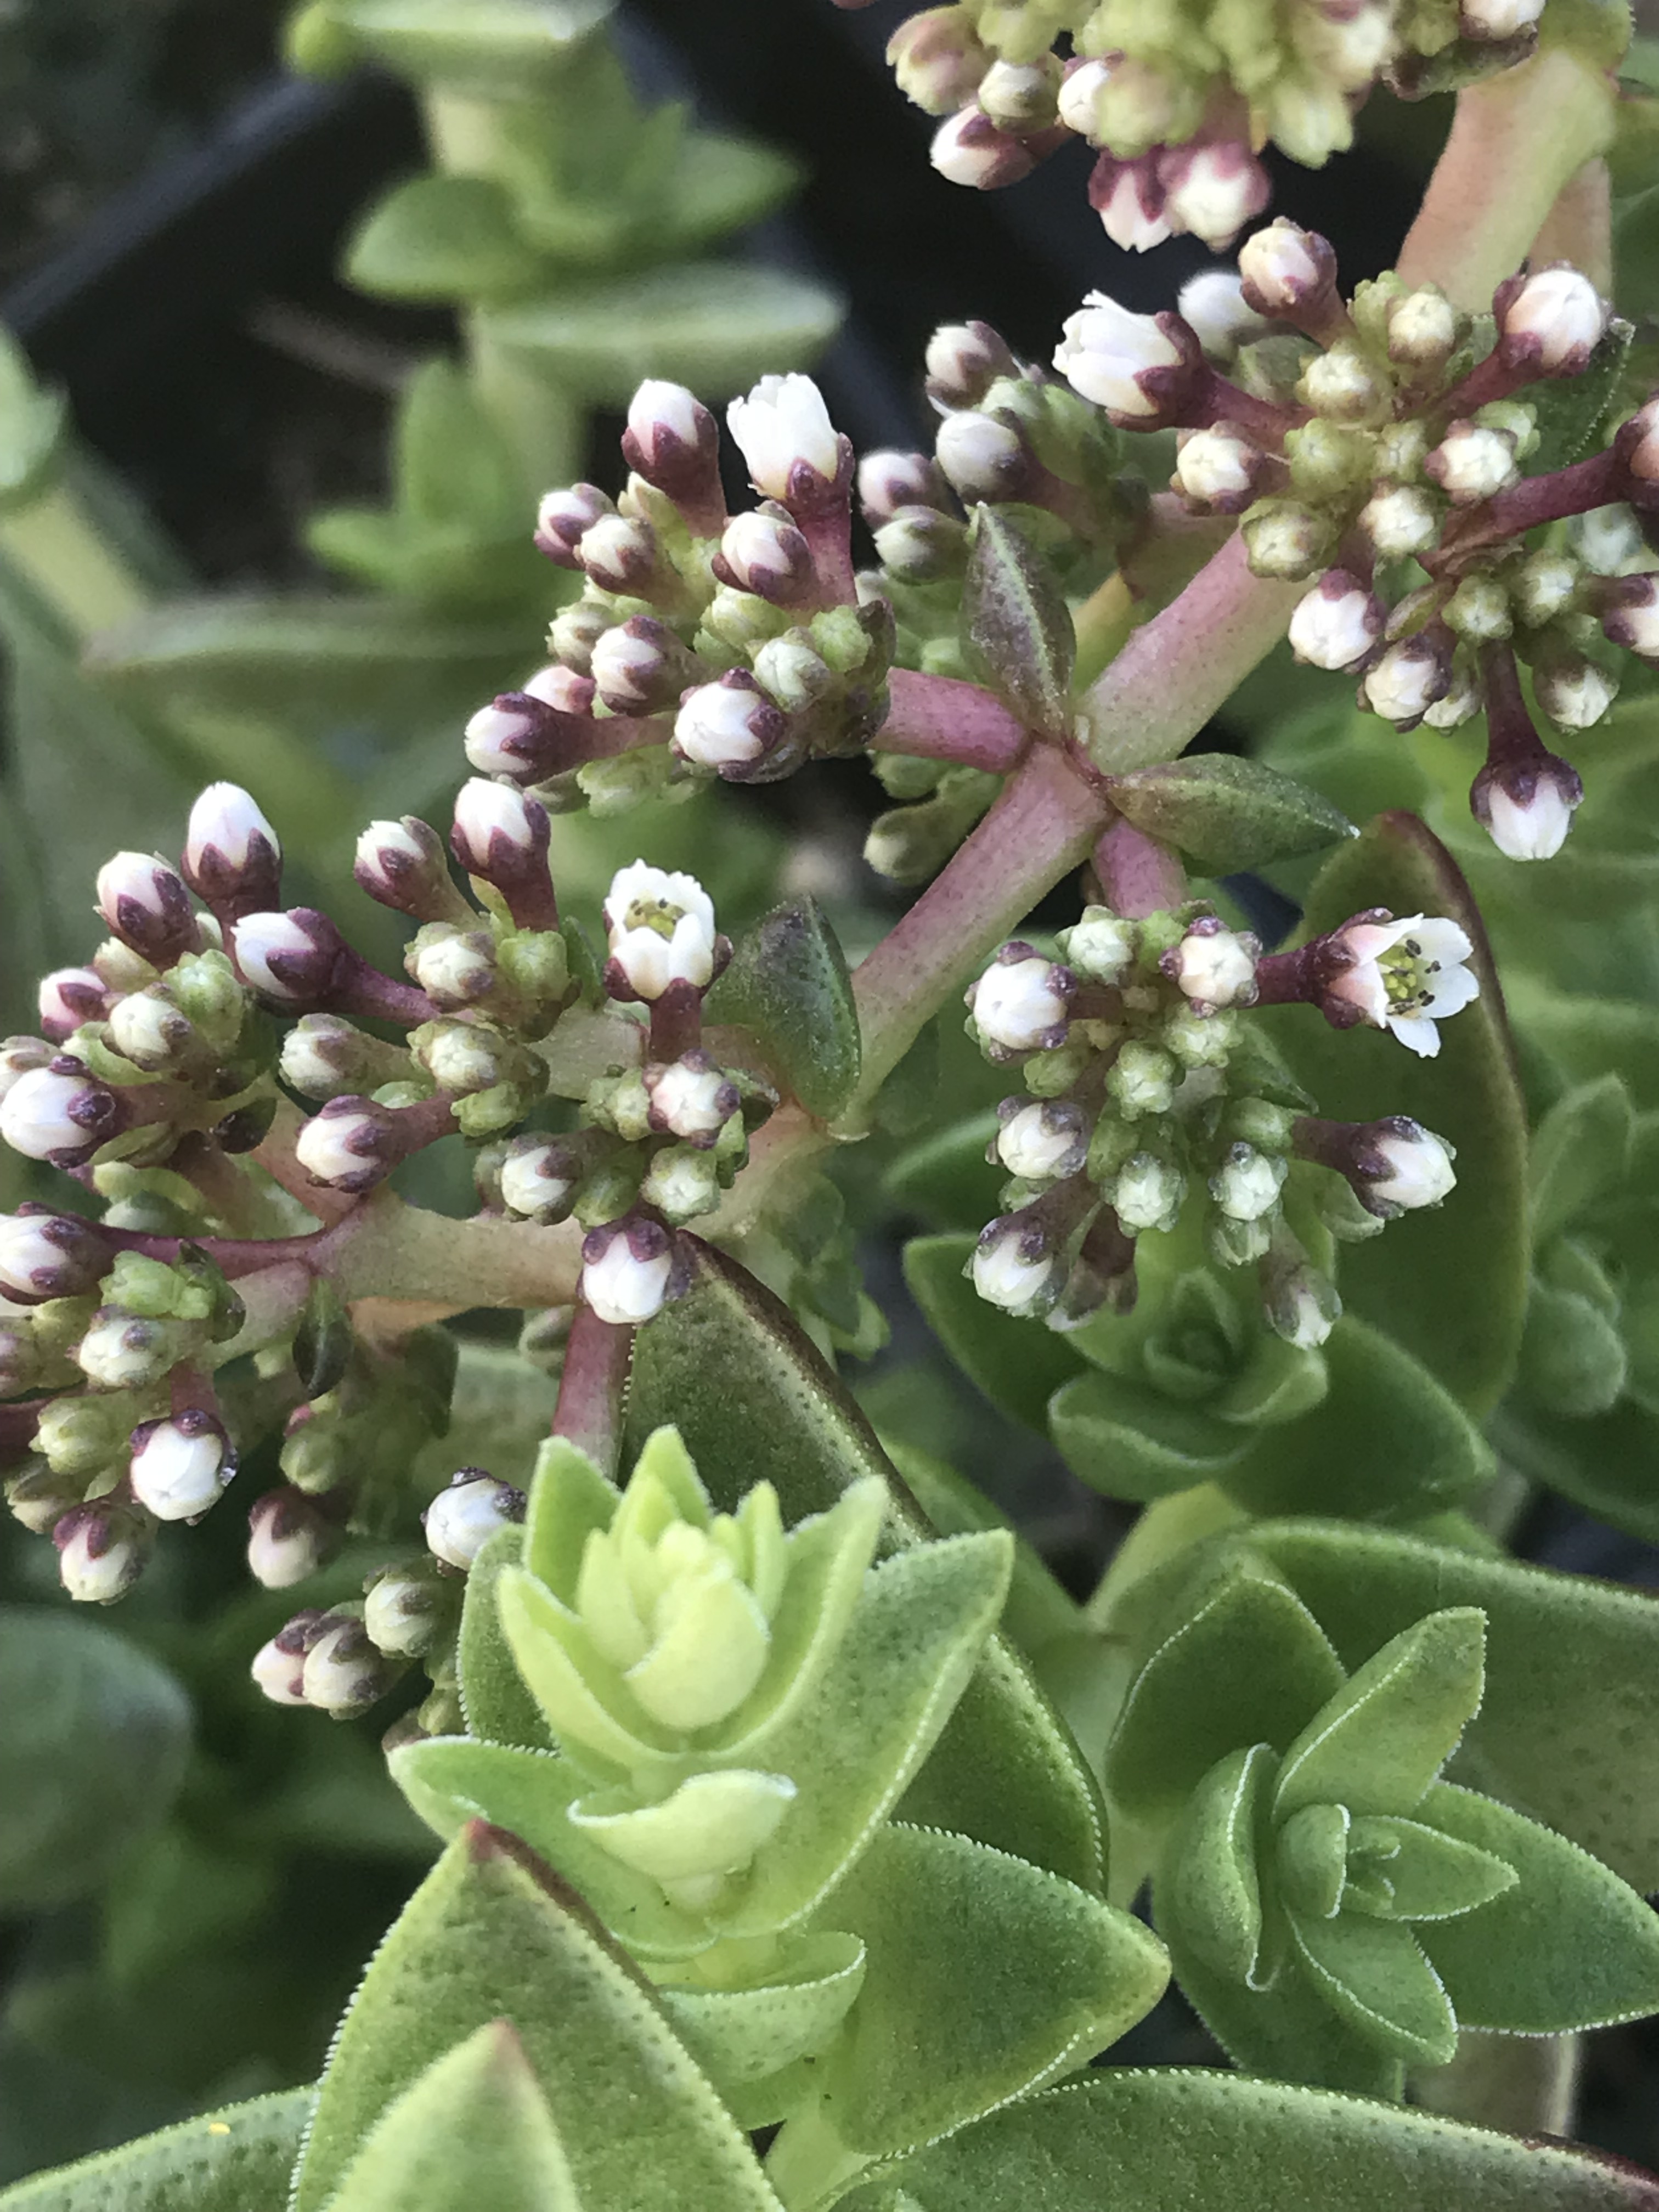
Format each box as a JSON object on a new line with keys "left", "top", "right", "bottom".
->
{"left": 334, "top": 954, "right": 437, "bottom": 1029}
{"left": 1436, "top": 447, "right": 1626, "bottom": 568}
{"left": 552, "top": 1301, "right": 634, "bottom": 1479}
{"left": 799, "top": 505, "right": 858, "bottom": 610}
{"left": 875, "top": 669, "right": 1032, "bottom": 773}
{"left": 648, "top": 982, "right": 703, "bottom": 1063}
{"left": 1093, "top": 815, "right": 1189, "bottom": 918}
{"left": 99, "top": 1207, "right": 364, "bottom": 1283}
{"left": 1191, "top": 366, "right": 1307, "bottom": 451}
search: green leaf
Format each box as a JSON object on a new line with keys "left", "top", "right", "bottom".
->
{"left": 325, "top": 0, "right": 615, "bottom": 92}
{"left": 346, "top": 175, "right": 548, "bottom": 302}
{"left": 656, "top": 1931, "right": 866, "bottom": 2121}
{"left": 1218, "top": 1316, "right": 1494, "bottom": 1521}
{"left": 292, "top": 1821, "right": 783, "bottom": 2212}
{"left": 0, "top": 328, "right": 66, "bottom": 511}
{"left": 656, "top": 132, "right": 805, "bottom": 255}
{"left": 883, "top": 1113, "right": 1001, "bottom": 1234}
{"left": 1159, "top": 1743, "right": 1274, "bottom": 1984}
{"left": 1530, "top": 1075, "right": 1635, "bottom": 1243}
{"left": 325, "top": 2023, "right": 579, "bottom": 2212}
{"left": 1105, "top": 1559, "right": 1344, "bottom": 1829}
{"left": 834, "top": 2067, "right": 1659, "bottom": 2211}
{"left": 0, "top": 2089, "right": 313, "bottom": 2212}
{"left": 396, "top": 358, "right": 528, "bottom": 535}
{"left": 627, "top": 1242, "right": 1108, "bottom": 1891}
{"left": 0, "top": 1607, "right": 192, "bottom": 1912}
{"left": 1413, "top": 1782, "right": 1659, "bottom": 2033}
{"left": 770, "top": 1825, "right": 1167, "bottom": 2182}
{"left": 522, "top": 1435, "right": 620, "bottom": 1601}
{"left": 1263, "top": 812, "right": 1529, "bottom": 1416}
{"left": 1051, "top": 1367, "right": 1251, "bottom": 1502}
{"left": 1493, "top": 1397, "right": 1659, "bottom": 1545}
{"left": 1526, "top": 319, "right": 1634, "bottom": 473}
{"left": 703, "top": 899, "right": 860, "bottom": 1119}
{"left": 1274, "top": 1608, "right": 1486, "bottom": 1822}
{"left": 1277, "top": 1802, "right": 1350, "bottom": 1921}
{"left": 902, "top": 1234, "right": 1086, "bottom": 1431}
{"left": 1105, "top": 754, "right": 1356, "bottom": 877}
{"left": 482, "top": 264, "right": 843, "bottom": 405}
{"left": 1345, "top": 1813, "right": 1516, "bottom": 1921}
{"left": 1165, "top": 1926, "right": 1406, "bottom": 2099}
{"left": 458, "top": 1526, "right": 555, "bottom": 1751}
{"left": 1289, "top": 1910, "right": 1458, "bottom": 2067}
{"left": 958, "top": 508, "right": 1075, "bottom": 740}
{"left": 1243, "top": 1522, "right": 1659, "bottom": 1889}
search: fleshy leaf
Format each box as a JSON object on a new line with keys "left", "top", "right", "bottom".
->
{"left": 902, "top": 1233, "right": 1087, "bottom": 1431}
{"left": 458, "top": 1527, "right": 555, "bottom": 1751}
{"left": 346, "top": 174, "right": 548, "bottom": 302}
{"left": 1413, "top": 1782, "right": 1659, "bottom": 2033}
{"left": 523, "top": 1437, "right": 623, "bottom": 1605}
{"left": 958, "top": 507, "right": 1075, "bottom": 740}
{"left": 1105, "top": 754, "right": 1356, "bottom": 877}
{"left": 656, "top": 1932, "right": 866, "bottom": 2121}
{"left": 495, "top": 1563, "right": 673, "bottom": 1779}
{"left": 836, "top": 2067, "right": 1659, "bottom": 2210}
{"left": 568, "top": 1769, "right": 797, "bottom": 1884}
{"left": 1155, "top": 1929, "right": 1406, "bottom": 2099}
{"left": 1105, "top": 1560, "right": 1345, "bottom": 1829}
{"left": 1273, "top": 1609, "right": 1487, "bottom": 1822}
{"left": 1159, "top": 1744, "right": 1274, "bottom": 1984}
{"left": 324, "top": 2023, "right": 579, "bottom": 2212}
{"left": 291, "top": 1821, "right": 783, "bottom": 2212}
{"left": 0, "top": 2089, "right": 312, "bottom": 2212}
{"left": 1277, "top": 1803, "right": 1350, "bottom": 1921}
{"left": 1051, "top": 1367, "right": 1250, "bottom": 1500}
{"left": 703, "top": 898, "right": 861, "bottom": 1119}
{"left": 883, "top": 1114, "right": 1001, "bottom": 1234}
{"left": 1289, "top": 1910, "right": 1458, "bottom": 2067}
{"left": 768, "top": 1824, "right": 1168, "bottom": 2198}
{"left": 1345, "top": 1812, "right": 1516, "bottom": 1921}
{"left": 1530, "top": 1074, "right": 1635, "bottom": 1243}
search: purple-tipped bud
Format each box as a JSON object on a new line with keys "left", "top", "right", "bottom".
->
{"left": 576, "top": 513, "right": 661, "bottom": 595}
{"left": 499, "top": 1136, "right": 584, "bottom": 1223}
{"left": 408, "top": 926, "right": 498, "bottom": 1010}
{"left": 1618, "top": 399, "right": 1659, "bottom": 504}
{"left": 1053, "top": 292, "right": 1203, "bottom": 427}
{"left": 930, "top": 103, "right": 1040, "bottom": 189}
{"left": 619, "top": 381, "right": 723, "bottom": 510}
{"left": 463, "top": 691, "right": 577, "bottom": 785}
{"left": 230, "top": 908, "right": 346, "bottom": 1009}
{"left": 37, "top": 968, "right": 112, "bottom": 1043}
{"left": 247, "top": 1486, "right": 340, "bottom": 1589}
{"left": 522, "top": 661, "right": 597, "bottom": 716}
{"left": 450, "top": 780, "right": 556, "bottom": 930}
{"left": 727, "top": 375, "right": 847, "bottom": 509}
{"left": 580, "top": 1214, "right": 680, "bottom": 1327}
{"left": 0, "top": 1208, "right": 112, "bottom": 1304}
{"left": 534, "top": 483, "right": 613, "bottom": 567}
{"left": 1471, "top": 747, "right": 1583, "bottom": 860}
{"left": 1600, "top": 573, "right": 1659, "bottom": 661}
{"left": 1159, "top": 140, "right": 1270, "bottom": 252}
{"left": 1238, "top": 219, "right": 1340, "bottom": 322}
{"left": 1493, "top": 263, "right": 1609, "bottom": 379}
{"left": 972, "top": 1210, "right": 1066, "bottom": 1317}
{"left": 857, "top": 449, "right": 954, "bottom": 526}
{"left": 1088, "top": 155, "right": 1172, "bottom": 254}
{"left": 924, "top": 320, "right": 1018, "bottom": 411}
{"left": 888, "top": 5, "right": 992, "bottom": 114}
{"left": 54, "top": 1499, "right": 153, "bottom": 1604}
{"left": 1176, "top": 271, "right": 1272, "bottom": 361}
{"left": 183, "top": 784, "right": 282, "bottom": 919}
{"left": 589, "top": 617, "right": 699, "bottom": 715}
{"left": 967, "top": 945, "right": 1074, "bottom": 1057}
{"left": 1362, "top": 632, "right": 1454, "bottom": 727}
{"left": 129, "top": 1409, "right": 234, "bottom": 1522}
{"left": 423, "top": 1468, "right": 526, "bottom": 1571}
{"left": 94, "top": 852, "right": 200, "bottom": 967}
{"left": 1167, "top": 918, "right": 1260, "bottom": 1011}
{"left": 1425, "top": 420, "right": 1519, "bottom": 505}
{"left": 1288, "top": 569, "right": 1386, "bottom": 671}
{"left": 1173, "top": 424, "right": 1266, "bottom": 513}
{"left": 713, "top": 507, "right": 815, "bottom": 601}
{"left": 251, "top": 1623, "right": 312, "bottom": 1705}
{"left": 673, "top": 672, "right": 788, "bottom": 774}
{"left": 646, "top": 1051, "right": 740, "bottom": 1146}
{"left": 995, "top": 1097, "right": 1087, "bottom": 1181}
{"left": 300, "top": 1608, "right": 403, "bottom": 1712}
{"left": 0, "top": 1058, "right": 122, "bottom": 1165}
{"left": 354, "top": 816, "right": 467, "bottom": 924}
{"left": 295, "top": 1095, "right": 443, "bottom": 1193}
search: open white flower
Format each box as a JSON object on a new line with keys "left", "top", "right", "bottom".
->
{"left": 1053, "top": 294, "right": 1187, "bottom": 419}
{"left": 1329, "top": 914, "right": 1479, "bottom": 1058}
{"left": 603, "top": 862, "right": 718, "bottom": 1000}
{"left": 727, "top": 375, "right": 840, "bottom": 499}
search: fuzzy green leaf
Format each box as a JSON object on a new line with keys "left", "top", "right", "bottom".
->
{"left": 522, "top": 1437, "right": 622, "bottom": 1603}
{"left": 0, "top": 1607, "right": 192, "bottom": 1912}
{"left": 656, "top": 132, "right": 805, "bottom": 255}
{"left": 458, "top": 1527, "right": 555, "bottom": 1751}
{"left": 0, "top": 2090, "right": 312, "bottom": 2212}
{"left": 292, "top": 1821, "right": 783, "bottom": 2212}
{"left": 1530, "top": 1075, "right": 1635, "bottom": 1243}
{"left": 835, "top": 2068, "right": 1659, "bottom": 2211}
{"left": 346, "top": 175, "right": 546, "bottom": 302}
{"left": 1105, "top": 1560, "right": 1345, "bottom": 1829}
{"left": 324, "top": 2023, "right": 579, "bottom": 2212}
{"left": 1274, "top": 1609, "right": 1486, "bottom": 1822}
{"left": 1051, "top": 1367, "right": 1251, "bottom": 1502}
{"left": 1277, "top": 1802, "right": 1350, "bottom": 1922}
{"left": 1159, "top": 1744, "right": 1274, "bottom": 1984}
{"left": 1495, "top": 1397, "right": 1659, "bottom": 1544}
{"left": 657, "top": 1931, "right": 866, "bottom": 2121}
{"left": 958, "top": 508, "right": 1075, "bottom": 740}
{"left": 902, "top": 1233, "right": 1086, "bottom": 1431}
{"left": 1165, "top": 1920, "right": 1406, "bottom": 2099}
{"left": 703, "top": 899, "right": 861, "bottom": 1119}
{"left": 1106, "top": 754, "right": 1356, "bottom": 877}
{"left": 1288, "top": 1910, "right": 1458, "bottom": 2067}
{"left": 884, "top": 1114, "right": 1002, "bottom": 1234}
{"left": 482, "top": 265, "right": 842, "bottom": 406}
{"left": 1345, "top": 1812, "right": 1516, "bottom": 1921}
{"left": 324, "top": 0, "right": 614, "bottom": 91}
{"left": 1413, "top": 1782, "right": 1659, "bottom": 2033}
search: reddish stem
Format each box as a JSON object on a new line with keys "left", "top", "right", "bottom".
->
{"left": 648, "top": 981, "right": 703, "bottom": 1063}
{"left": 333, "top": 953, "right": 437, "bottom": 1029}
{"left": 1189, "top": 366, "right": 1308, "bottom": 452}
{"left": 1435, "top": 446, "right": 1625, "bottom": 569}
{"left": 799, "top": 504, "right": 859, "bottom": 610}
{"left": 552, "top": 1300, "right": 634, "bottom": 1479}
{"left": 1093, "top": 815, "right": 1189, "bottom": 918}
{"left": 875, "top": 669, "right": 1032, "bottom": 773}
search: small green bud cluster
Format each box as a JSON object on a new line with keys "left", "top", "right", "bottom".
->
{"left": 470, "top": 375, "right": 893, "bottom": 813}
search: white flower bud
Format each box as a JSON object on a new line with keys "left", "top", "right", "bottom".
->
{"left": 1161, "top": 143, "right": 1269, "bottom": 252}
{"left": 1426, "top": 420, "right": 1519, "bottom": 504}
{"left": 1113, "top": 1152, "right": 1186, "bottom": 1233}
{"left": 95, "top": 851, "right": 199, "bottom": 966}
{"left": 107, "top": 989, "right": 194, "bottom": 1073}
{"left": 1053, "top": 292, "right": 1195, "bottom": 422}
{"left": 935, "top": 408, "right": 1026, "bottom": 500}
{"left": 622, "top": 382, "right": 718, "bottom": 493}
{"left": 1363, "top": 635, "right": 1452, "bottom": 725}
{"left": 302, "top": 1613, "right": 398, "bottom": 1713}
{"left": 726, "top": 374, "right": 842, "bottom": 500}
{"left": 1174, "top": 425, "right": 1263, "bottom": 510}
{"left": 1444, "top": 573, "right": 1513, "bottom": 642}
{"left": 649, "top": 1054, "right": 738, "bottom": 1143}
{"left": 1421, "top": 661, "right": 1483, "bottom": 730}
{"left": 1238, "top": 219, "right": 1337, "bottom": 318}
{"left": 415, "top": 1021, "right": 506, "bottom": 1096}
{"left": 874, "top": 507, "right": 967, "bottom": 580}
{"left": 363, "top": 1567, "right": 445, "bottom": 1657}
{"left": 1266, "top": 1268, "right": 1341, "bottom": 1348}
{"left": 0, "top": 1209, "right": 111, "bottom": 1303}
{"left": 1601, "top": 574, "right": 1659, "bottom": 659}
{"left": 498, "top": 1138, "right": 580, "bottom": 1222}
{"left": 230, "top": 909, "right": 342, "bottom": 1006}
{"left": 582, "top": 1217, "right": 676, "bottom": 1326}
{"left": 1533, "top": 655, "right": 1618, "bottom": 731}
{"left": 1460, "top": 0, "right": 1544, "bottom": 32}
{"left": 603, "top": 863, "right": 719, "bottom": 1001}
{"left": 751, "top": 635, "right": 835, "bottom": 712}
{"left": 930, "top": 104, "right": 1037, "bottom": 190}
{"left": 1211, "top": 1143, "right": 1288, "bottom": 1221}
{"left": 972, "top": 1216, "right": 1064, "bottom": 1317}
{"left": 1241, "top": 499, "right": 1332, "bottom": 579}
{"left": 463, "top": 695, "right": 563, "bottom": 783}
{"left": 1473, "top": 755, "right": 1582, "bottom": 860}
{"left": 183, "top": 783, "right": 281, "bottom": 913}
{"left": 588, "top": 618, "right": 689, "bottom": 715}
{"left": 295, "top": 1099, "right": 403, "bottom": 1192}
{"left": 857, "top": 448, "right": 952, "bottom": 524}
{"left": 424, "top": 1470, "right": 525, "bottom": 1571}
{"left": 1289, "top": 570, "right": 1385, "bottom": 670}
{"left": 1176, "top": 270, "right": 1271, "bottom": 360}
{"left": 923, "top": 320, "right": 1017, "bottom": 410}
{"left": 1497, "top": 263, "right": 1606, "bottom": 372}
{"left": 717, "top": 508, "right": 814, "bottom": 600}
{"left": 577, "top": 513, "right": 659, "bottom": 595}
{"left": 1091, "top": 158, "right": 1172, "bottom": 255}
{"left": 968, "top": 951, "right": 1072, "bottom": 1054}
{"left": 1300, "top": 342, "right": 1388, "bottom": 422}
{"left": 54, "top": 1503, "right": 151, "bottom": 1604}
{"left": 522, "top": 661, "right": 596, "bottom": 715}
{"left": 978, "top": 56, "right": 1060, "bottom": 131}
{"left": 410, "top": 928, "right": 497, "bottom": 1009}
{"left": 38, "top": 968, "right": 110, "bottom": 1042}
{"left": 251, "top": 1622, "right": 313, "bottom": 1705}
{"left": 534, "top": 483, "right": 613, "bottom": 566}
{"left": 888, "top": 5, "right": 992, "bottom": 113}
{"left": 1171, "top": 923, "right": 1259, "bottom": 1009}
{"left": 451, "top": 777, "right": 548, "bottom": 878}
{"left": 247, "top": 1488, "right": 336, "bottom": 1589}
{"left": 74, "top": 1309, "right": 182, "bottom": 1391}
{"left": 1368, "top": 1121, "right": 1458, "bottom": 1211}
{"left": 1359, "top": 483, "right": 1442, "bottom": 558}
{"left": 129, "top": 1412, "right": 234, "bottom": 1521}
{"left": 1057, "top": 55, "right": 1114, "bottom": 139}
{"left": 1386, "top": 287, "right": 1462, "bottom": 368}
{"left": 674, "top": 675, "right": 785, "bottom": 771}
{"left": 0, "top": 1062, "right": 120, "bottom": 1164}
{"left": 996, "top": 1099, "right": 1086, "bottom": 1181}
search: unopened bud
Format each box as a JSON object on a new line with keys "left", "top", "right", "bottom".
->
{"left": 1495, "top": 264, "right": 1608, "bottom": 377}
{"left": 1210, "top": 1142, "right": 1288, "bottom": 1222}
{"left": 1600, "top": 573, "right": 1659, "bottom": 660}
{"left": 1289, "top": 569, "right": 1385, "bottom": 670}
{"left": 888, "top": 5, "right": 992, "bottom": 114}
{"left": 924, "top": 320, "right": 1018, "bottom": 411}
{"left": 534, "top": 483, "right": 613, "bottom": 567}
{"left": 301, "top": 1609, "right": 402, "bottom": 1713}
{"left": 424, "top": 1468, "right": 525, "bottom": 1571}
{"left": 247, "top": 1486, "right": 338, "bottom": 1588}
{"left": 1359, "top": 482, "right": 1443, "bottom": 560}
{"left": 499, "top": 1136, "right": 583, "bottom": 1223}
{"left": 1053, "top": 293, "right": 1200, "bottom": 425}
{"left": 1385, "top": 286, "right": 1464, "bottom": 369}
{"left": 858, "top": 448, "right": 954, "bottom": 524}
{"left": 295, "top": 1096, "right": 435, "bottom": 1193}
{"left": 1112, "top": 1152, "right": 1186, "bottom": 1233}
{"left": 279, "top": 1013, "right": 407, "bottom": 1101}
{"left": 1089, "top": 155, "right": 1172, "bottom": 255}
{"left": 409, "top": 925, "right": 498, "bottom": 1009}
{"left": 1531, "top": 652, "right": 1617, "bottom": 731}
{"left": 1443, "top": 573, "right": 1513, "bottom": 641}
{"left": 128, "top": 1410, "right": 234, "bottom": 1521}
{"left": 995, "top": 1097, "right": 1087, "bottom": 1181}
{"left": 930, "top": 104, "right": 1040, "bottom": 190}
{"left": 1239, "top": 219, "right": 1338, "bottom": 320}
{"left": 450, "top": 779, "right": 553, "bottom": 912}
{"left": 1241, "top": 498, "right": 1335, "bottom": 580}
{"left": 934, "top": 407, "right": 1028, "bottom": 500}
{"left": 230, "top": 909, "right": 345, "bottom": 1008}
{"left": 95, "top": 852, "right": 200, "bottom": 967}
{"left": 54, "top": 1499, "right": 153, "bottom": 1604}
{"left": 714, "top": 507, "right": 815, "bottom": 602}
{"left": 0, "top": 1059, "right": 122, "bottom": 1165}
{"left": 590, "top": 617, "right": 700, "bottom": 715}
{"left": 1299, "top": 340, "right": 1389, "bottom": 422}
{"left": 874, "top": 506, "right": 970, "bottom": 580}
{"left": 463, "top": 692, "right": 575, "bottom": 785}
{"left": 977, "top": 55, "right": 1061, "bottom": 132}
{"left": 1160, "top": 142, "right": 1269, "bottom": 252}
{"left": 619, "top": 382, "right": 720, "bottom": 504}
{"left": 580, "top": 1215, "right": 678, "bottom": 1326}
{"left": 1107, "top": 1040, "right": 1180, "bottom": 1119}
{"left": 1425, "top": 420, "right": 1519, "bottom": 504}
{"left": 1174, "top": 424, "right": 1265, "bottom": 512}
{"left": 1472, "top": 748, "right": 1582, "bottom": 860}
{"left": 0, "top": 1036, "right": 53, "bottom": 1099}
{"left": 726, "top": 375, "right": 844, "bottom": 506}
{"left": 1176, "top": 270, "right": 1271, "bottom": 360}
{"left": 38, "top": 968, "right": 111, "bottom": 1042}
{"left": 673, "top": 672, "right": 787, "bottom": 772}
{"left": 968, "top": 946, "right": 1073, "bottom": 1056}
{"left": 1363, "top": 633, "right": 1453, "bottom": 726}
{"left": 0, "top": 1209, "right": 112, "bottom": 1304}
{"left": 183, "top": 785, "right": 282, "bottom": 918}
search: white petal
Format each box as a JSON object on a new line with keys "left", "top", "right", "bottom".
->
{"left": 1387, "top": 1014, "right": 1441, "bottom": 1058}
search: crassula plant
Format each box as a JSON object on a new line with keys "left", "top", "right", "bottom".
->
{"left": 7, "top": 0, "right": 1659, "bottom": 2207}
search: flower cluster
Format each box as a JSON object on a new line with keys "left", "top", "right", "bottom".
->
{"left": 889, "top": 0, "right": 1552, "bottom": 250}
{"left": 965, "top": 899, "right": 1474, "bottom": 1340}
{"left": 1055, "top": 236, "right": 1659, "bottom": 860}
{"left": 465, "top": 375, "right": 893, "bottom": 811}
{"left": 0, "top": 773, "right": 758, "bottom": 1607}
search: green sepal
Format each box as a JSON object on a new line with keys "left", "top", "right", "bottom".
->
{"left": 1263, "top": 812, "right": 1528, "bottom": 1416}
{"left": 703, "top": 898, "right": 861, "bottom": 1119}
{"left": 656, "top": 1932, "right": 866, "bottom": 2124}
{"left": 290, "top": 1821, "right": 785, "bottom": 2212}
{"left": 1413, "top": 1781, "right": 1659, "bottom": 2033}
{"left": 958, "top": 507, "right": 1075, "bottom": 740}
{"left": 1345, "top": 1812, "right": 1516, "bottom": 1921}
{"left": 1288, "top": 1910, "right": 1458, "bottom": 2068}
{"left": 1159, "top": 1743, "right": 1274, "bottom": 1984}
{"left": 0, "top": 2089, "right": 313, "bottom": 2212}
{"left": 1051, "top": 1368, "right": 1250, "bottom": 1501}
{"left": 1104, "top": 754, "right": 1356, "bottom": 877}
{"left": 458, "top": 1526, "right": 556, "bottom": 1751}
{"left": 346, "top": 175, "right": 548, "bottom": 303}
{"left": 769, "top": 1824, "right": 1168, "bottom": 2182}
{"left": 628, "top": 1242, "right": 1107, "bottom": 1889}
{"left": 481, "top": 264, "right": 842, "bottom": 406}
{"left": 832, "top": 2066, "right": 1659, "bottom": 2211}
{"left": 902, "top": 1233, "right": 1086, "bottom": 1431}
{"left": 1105, "top": 1559, "right": 1344, "bottom": 1830}
{"left": 324, "top": 2022, "right": 579, "bottom": 2212}
{"left": 1274, "top": 1609, "right": 1486, "bottom": 1823}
